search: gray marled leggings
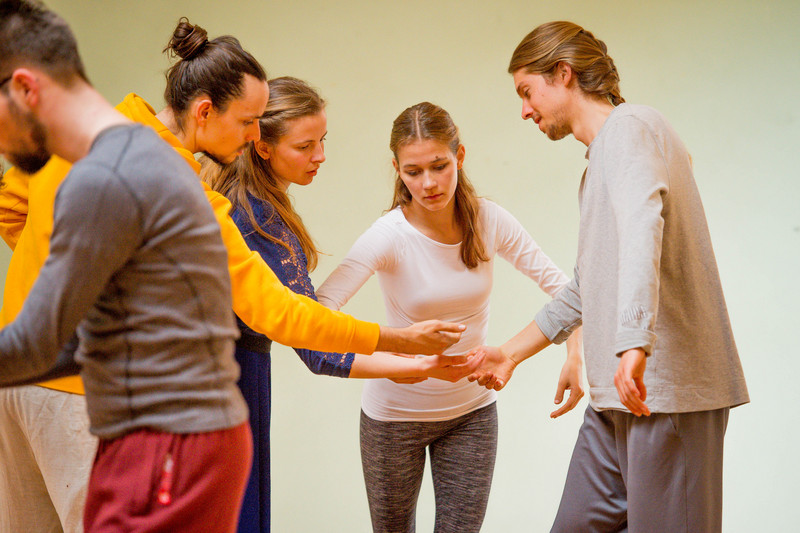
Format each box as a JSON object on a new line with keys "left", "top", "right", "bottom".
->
{"left": 360, "top": 403, "right": 498, "bottom": 533}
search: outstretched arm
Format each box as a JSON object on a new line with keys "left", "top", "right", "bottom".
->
{"left": 205, "top": 184, "right": 463, "bottom": 356}
{"left": 481, "top": 200, "right": 583, "bottom": 413}
{"left": 375, "top": 321, "right": 464, "bottom": 355}
{"left": 468, "top": 318, "right": 552, "bottom": 390}
{"left": 0, "top": 165, "right": 142, "bottom": 385}
{"left": 316, "top": 217, "right": 464, "bottom": 356}
{"left": 349, "top": 351, "right": 484, "bottom": 383}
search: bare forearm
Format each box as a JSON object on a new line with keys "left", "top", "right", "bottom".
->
{"left": 375, "top": 321, "right": 464, "bottom": 356}
{"left": 564, "top": 326, "right": 583, "bottom": 363}
{"left": 348, "top": 352, "right": 424, "bottom": 379}
{"left": 375, "top": 326, "right": 405, "bottom": 353}
{"left": 502, "top": 319, "right": 552, "bottom": 365}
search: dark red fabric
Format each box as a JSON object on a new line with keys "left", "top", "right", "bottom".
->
{"left": 84, "top": 423, "right": 252, "bottom": 533}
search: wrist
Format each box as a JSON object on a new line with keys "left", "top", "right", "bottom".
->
{"left": 501, "top": 347, "right": 520, "bottom": 368}
{"left": 375, "top": 326, "right": 402, "bottom": 353}
{"left": 416, "top": 356, "right": 432, "bottom": 376}
{"left": 566, "top": 350, "right": 582, "bottom": 364}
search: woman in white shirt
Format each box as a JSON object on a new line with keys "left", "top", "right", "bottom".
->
{"left": 317, "top": 102, "right": 580, "bottom": 532}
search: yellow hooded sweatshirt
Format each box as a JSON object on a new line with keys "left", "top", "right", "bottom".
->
{"left": 0, "top": 93, "right": 379, "bottom": 395}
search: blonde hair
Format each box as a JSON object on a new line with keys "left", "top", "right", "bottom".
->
{"left": 203, "top": 76, "right": 324, "bottom": 270}
{"left": 389, "top": 102, "right": 488, "bottom": 269}
{"left": 508, "top": 21, "right": 624, "bottom": 106}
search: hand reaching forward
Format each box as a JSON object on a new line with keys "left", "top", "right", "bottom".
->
{"left": 550, "top": 357, "right": 584, "bottom": 418}
{"left": 423, "top": 352, "right": 487, "bottom": 383}
{"left": 466, "top": 345, "right": 517, "bottom": 391}
{"left": 377, "top": 320, "right": 466, "bottom": 356}
{"left": 387, "top": 352, "right": 486, "bottom": 384}
{"left": 613, "top": 348, "right": 650, "bottom": 416}
{"left": 388, "top": 352, "right": 428, "bottom": 384}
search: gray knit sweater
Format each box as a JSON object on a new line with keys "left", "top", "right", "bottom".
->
{"left": 536, "top": 104, "right": 749, "bottom": 413}
{"left": 0, "top": 125, "right": 248, "bottom": 438}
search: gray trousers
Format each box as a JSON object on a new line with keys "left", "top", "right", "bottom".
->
{"left": 551, "top": 405, "right": 730, "bottom": 533}
{"left": 360, "top": 403, "right": 498, "bottom": 533}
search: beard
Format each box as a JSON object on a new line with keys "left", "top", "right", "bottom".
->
{"left": 5, "top": 99, "right": 50, "bottom": 175}
{"left": 544, "top": 122, "right": 571, "bottom": 141}
{"left": 542, "top": 106, "right": 572, "bottom": 141}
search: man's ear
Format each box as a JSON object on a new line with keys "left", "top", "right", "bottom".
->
{"left": 7, "top": 69, "right": 41, "bottom": 109}
{"left": 192, "top": 97, "right": 214, "bottom": 127}
{"left": 556, "top": 61, "right": 574, "bottom": 87}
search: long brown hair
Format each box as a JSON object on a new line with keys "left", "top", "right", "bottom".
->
{"left": 204, "top": 76, "right": 324, "bottom": 271}
{"left": 508, "top": 21, "right": 624, "bottom": 106}
{"left": 389, "top": 102, "right": 488, "bottom": 269}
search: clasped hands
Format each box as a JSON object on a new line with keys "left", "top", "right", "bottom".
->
{"left": 465, "top": 345, "right": 586, "bottom": 418}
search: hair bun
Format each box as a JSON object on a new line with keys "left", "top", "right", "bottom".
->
{"left": 166, "top": 17, "right": 208, "bottom": 60}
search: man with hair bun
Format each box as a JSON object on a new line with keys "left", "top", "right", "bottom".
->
{"left": 470, "top": 20, "right": 749, "bottom": 532}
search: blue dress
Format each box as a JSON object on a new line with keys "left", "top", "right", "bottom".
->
{"left": 230, "top": 193, "right": 355, "bottom": 533}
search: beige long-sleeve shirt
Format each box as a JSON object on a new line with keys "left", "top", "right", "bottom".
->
{"left": 537, "top": 103, "right": 749, "bottom": 413}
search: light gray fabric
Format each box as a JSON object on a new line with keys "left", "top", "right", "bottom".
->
{"left": 0, "top": 125, "right": 247, "bottom": 438}
{"left": 536, "top": 103, "right": 749, "bottom": 413}
{"left": 0, "top": 386, "right": 95, "bottom": 533}
{"left": 551, "top": 405, "right": 729, "bottom": 533}
{"left": 360, "top": 403, "right": 498, "bottom": 533}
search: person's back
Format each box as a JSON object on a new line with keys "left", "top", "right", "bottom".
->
{"left": 58, "top": 123, "right": 246, "bottom": 437}
{"left": 0, "top": 3, "right": 251, "bottom": 530}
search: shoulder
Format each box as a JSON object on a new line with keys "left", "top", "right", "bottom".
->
{"left": 238, "top": 193, "right": 278, "bottom": 225}
{"left": 365, "top": 206, "right": 407, "bottom": 238}
{"left": 603, "top": 104, "right": 673, "bottom": 139}
{"left": 591, "top": 104, "right": 673, "bottom": 160}
{"left": 345, "top": 207, "right": 406, "bottom": 263}
{"left": 76, "top": 125, "right": 193, "bottom": 187}
{"left": 477, "top": 197, "right": 518, "bottom": 232}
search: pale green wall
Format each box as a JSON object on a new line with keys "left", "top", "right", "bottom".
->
{"left": 4, "top": 0, "right": 798, "bottom": 530}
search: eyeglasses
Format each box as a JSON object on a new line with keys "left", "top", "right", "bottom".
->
{"left": 0, "top": 75, "right": 11, "bottom": 89}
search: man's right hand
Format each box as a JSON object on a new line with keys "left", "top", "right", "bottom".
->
{"left": 375, "top": 320, "right": 466, "bottom": 355}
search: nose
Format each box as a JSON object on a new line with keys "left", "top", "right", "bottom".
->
{"left": 521, "top": 99, "right": 534, "bottom": 120}
{"left": 248, "top": 121, "right": 261, "bottom": 143}
{"left": 311, "top": 143, "right": 325, "bottom": 164}
{"left": 422, "top": 171, "right": 436, "bottom": 190}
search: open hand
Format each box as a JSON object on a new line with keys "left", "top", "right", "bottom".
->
{"left": 467, "top": 345, "right": 517, "bottom": 391}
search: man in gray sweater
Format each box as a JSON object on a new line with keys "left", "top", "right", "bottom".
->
{"left": 0, "top": 2, "right": 254, "bottom": 530}
{"left": 470, "top": 21, "right": 749, "bottom": 532}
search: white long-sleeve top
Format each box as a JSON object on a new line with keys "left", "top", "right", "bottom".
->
{"left": 317, "top": 198, "right": 569, "bottom": 421}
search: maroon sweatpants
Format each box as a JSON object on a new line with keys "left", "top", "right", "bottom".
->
{"left": 84, "top": 422, "right": 252, "bottom": 533}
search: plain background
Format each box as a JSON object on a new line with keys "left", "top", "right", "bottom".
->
{"left": 1, "top": 1, "right": 798, "bottom": 531}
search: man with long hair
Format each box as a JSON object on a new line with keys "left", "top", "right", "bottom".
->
{"left": 471, "top": 21, "right": 749, "bottom": 532}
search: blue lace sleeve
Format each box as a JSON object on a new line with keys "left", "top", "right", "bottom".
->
{"left": 230, "top": 194, "right": 354, "bottom": 378}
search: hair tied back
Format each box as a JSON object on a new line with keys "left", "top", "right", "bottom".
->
{"left": 165, "top": 17, "right": 208, "bottom": 60}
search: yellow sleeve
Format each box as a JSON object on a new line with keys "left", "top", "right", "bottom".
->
{"left": 0, "top": 166, "right": 30, "bottom": 250}
{"left": 204, "top": 183, "right": 380, "bottom": 354}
